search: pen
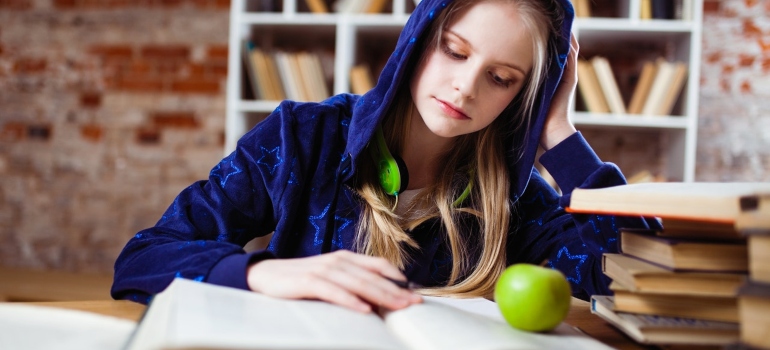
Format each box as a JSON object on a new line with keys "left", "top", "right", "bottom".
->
{"left": 386, "top": 277, "right": 421, "bottom": 290}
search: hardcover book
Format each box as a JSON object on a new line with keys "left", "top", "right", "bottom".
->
{"left": 590, "top": 295, "right": 739, "bottom": 345}
{"left": 619, "top": 230, "right": 748, "bottom": 273}
{"left": 610, "top": 282, "right": 739, "bottom": 323}
{"left": 602, "top": 253, "right": 745, "bottom": 297}
{"left": 567, "top": 182, "right": 770, "bottom": 224}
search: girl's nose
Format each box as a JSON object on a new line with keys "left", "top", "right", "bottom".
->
{"left": 452, "top": 65, "right": 481, "bottom": 100}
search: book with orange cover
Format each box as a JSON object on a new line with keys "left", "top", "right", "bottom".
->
{"left": 567, "top": 182, "right": 770, "bottom": 224}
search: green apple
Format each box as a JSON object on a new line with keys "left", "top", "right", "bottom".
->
{"left": 494, "top": 263, "right": 572, "bottom": 332}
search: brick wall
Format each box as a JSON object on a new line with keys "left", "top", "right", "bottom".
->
{"left": 699, "top": 0, "right": 770, "bottom": 180}
{"left": 0, "top": 0, "right": 230, "bottom": 272}
{"left": 0, "top": 0, "right": 767, "bottom": 274}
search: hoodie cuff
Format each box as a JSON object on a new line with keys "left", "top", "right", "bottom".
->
{"left": 207, "top": 250, "right": 275, "bottom": 291}
{"left": 539, "top": 131, "right": 603, "bottom": 195}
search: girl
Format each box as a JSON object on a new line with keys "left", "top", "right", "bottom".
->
{"left": 112, "top": 0, "right": 655, "bottom": 313}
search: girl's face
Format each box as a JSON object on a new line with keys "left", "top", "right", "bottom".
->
{"left": 410, "top": 1, "right": 534, "bottom": 139}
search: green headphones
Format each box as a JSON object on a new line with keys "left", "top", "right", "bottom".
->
{"left": 369, "top": 127, "right": 472, "bottom": 207}
{"left": 370, "top": 127, "right": 409, "bottom": 197}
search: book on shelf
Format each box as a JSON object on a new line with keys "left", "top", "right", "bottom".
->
{"left": 640, "top": 0, "right": 652, "bottom": 20}
{"left": 602, "top": 253, "right": 746, "bottom": 297}
{"left": 334, "top": 0, "right": 386, "bottom": 14}
{"left": 590, "top": 295, "right": 740, "bottom": 346}
{"left": 576, "top": 58, "right": 610, "bottom": 114}
{"left": 619, "top": 230, "right": 748, "bottom": 273}
{"left": 745, "top": 230, "right": 770, "bottom": 284}
{"left": 125, "top": 278, "right": 612, "bottom": 350}
{"left": 641, "top": 0, "right": 689, "bottom": 20}
{"left": 573, "top": 0, "right": 591, "bottom": 18}
{"left": 254, "top": 46, "right": 288, "bottom": 101}
{"left": 567, "top": 182, "right": 770, "bottom": 224}
{"left": 274, "top": 51, "right": 300, "bottom": 101}
{"left": 627, "top": 60, "right": 658, "bottom": 114}
{"left": 350, "top": 64, "right": 375, "bottom": 95}
{"left": 305, "top": 0, "right": 329, "bottom": 13}
{"left": 591, "top": 56, "right": 626, "bottom": 115}
{"left": 365, "top": 0, "right": 389, "bottom": 13}
{"left": 242, "top": 40, "right": 263, "bottom": 100}
{"left": 264, "top": 51, "right": 287, "bottom": 101}
{"left": 651, "top": 0, "right": 674, "bottom": 19}
{"left": 737, "top": 281, "right": 770, "bottom": 349}
{"left": 610, "top": 282, "right": 739, "bottom": 323}
{"left": 656, "top": 61, "right": 688, "bottom": 116}
{"left": 297, "top": 51, "right": 330, "bottom": 102}
{"left": 640, "top": 59, "right": 687, "bottom": 116}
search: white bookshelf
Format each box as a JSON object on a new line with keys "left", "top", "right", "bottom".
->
{"left": 226, "top": 0, "right": 703, "bottom": 182}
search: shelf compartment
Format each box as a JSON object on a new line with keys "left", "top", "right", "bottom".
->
{"left": 573, "top": 113, "right": 690, "bottom": 129}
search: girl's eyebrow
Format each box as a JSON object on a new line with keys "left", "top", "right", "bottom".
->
{"left": 445, "top": 30, "right": 527, "bottom": 76}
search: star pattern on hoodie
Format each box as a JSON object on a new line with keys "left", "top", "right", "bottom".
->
{"left": 332, "top": 214, "right": 353, "bottom": 250}
{"left": 256, "top": 146, "right": 283, "bottom": 175}
{"left": 210, "top": 156, "right": 243, "bottom": 188}
{"left": 310, "top": 203, "right": 332, "bottom": 246}
{"left": 548, "top": 245, "right": 587, "bottom": 284}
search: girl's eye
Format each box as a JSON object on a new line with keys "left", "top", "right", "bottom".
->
{"left": 491, "top": 73, "right": 513, "bottom": 88}
{"left": 442, "top": 44, "right": 466, "bottom": 60}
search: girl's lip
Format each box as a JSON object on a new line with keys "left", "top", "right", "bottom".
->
{"left": 435, "top": 98, "right": 470, "bottom": 120}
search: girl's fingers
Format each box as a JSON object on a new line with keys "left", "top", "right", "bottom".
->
{"left": 246, "top": 251, "right": 421, "bottom": 313}
{"left": 321, "top": 256, "right": 419, "bottom": 309}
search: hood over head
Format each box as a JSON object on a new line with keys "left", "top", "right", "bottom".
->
{"left": 344, "top": 0, "right": 574, "bottom": 199}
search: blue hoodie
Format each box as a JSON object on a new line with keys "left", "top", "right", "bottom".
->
{"left": 112, "top": 0, "right": 655, "bottom": 303}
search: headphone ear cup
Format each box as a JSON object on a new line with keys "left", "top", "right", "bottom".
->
{"left": 372, "top": 127, "right": 409, "bottom": 196}
{"left": 392, "top": 155, "right": 409, "bottom": 194}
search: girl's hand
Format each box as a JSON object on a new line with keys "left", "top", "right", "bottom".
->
{"left": 541, "top": 34, "right": 579, "bottom": 150}
{"left": 246, "top": 250, "right": 423, "bottom": 313}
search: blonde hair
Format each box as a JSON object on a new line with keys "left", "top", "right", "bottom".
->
{"left": 355, "top": 0, "right": 560, "bottom": 298}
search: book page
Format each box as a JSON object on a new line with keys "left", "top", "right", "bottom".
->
{"left": 133, "top": 278, "right": 406, "bottom": 350}
{"left": 0, "top": 303, "right": 136, "bottom": 350}
{"left": 383, "top": 296, "right": 613, "bottom": 350}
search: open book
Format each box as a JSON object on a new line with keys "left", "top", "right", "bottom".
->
{"left": 125, "top": 278, "right": 612, "bottom": 350}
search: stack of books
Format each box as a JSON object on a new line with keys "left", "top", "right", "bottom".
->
{"left": 736, "top": 194, "right": 770, "bottom": 349}
{"left": 566, "top": 182, "right": 770, "bottom": 347}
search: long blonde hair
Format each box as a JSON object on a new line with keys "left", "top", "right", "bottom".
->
{"left": 355, "top": 0, "right": 560, "bottom": 298}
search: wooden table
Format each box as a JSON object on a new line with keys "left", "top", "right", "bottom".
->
{"left": 23, "top": 297, "right": 654, "bottom": 349}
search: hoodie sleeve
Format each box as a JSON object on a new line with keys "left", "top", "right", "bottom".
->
{"left": 506, "top": 132, "right": 660, "bottom": 300}
{"left": 110, "top": 108, "right": 290, "bottom": 304}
